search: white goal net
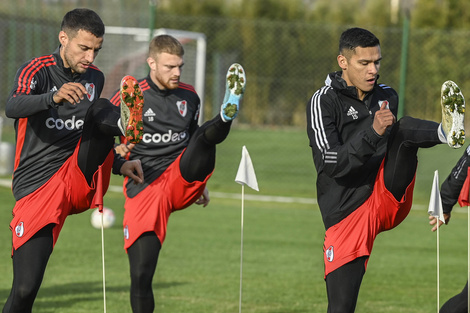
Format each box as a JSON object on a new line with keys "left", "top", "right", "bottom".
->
{"left": 95, "top": 27, "right": 207, "bottom": 122}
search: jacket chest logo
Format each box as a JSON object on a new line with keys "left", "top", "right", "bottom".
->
{"left": 85, "top": 83, "right": 95, "bottom": 102}
{"left": 347, "top": 106, "right": 359, "bottom": 120}
{"left": 176, "top": 100, "right": 187, "bottom": 117}
{"left": 378, "top": 100, "right": 389, "bottom": 109}
{"left": 144, "top": 108, "right": 156, "bottom": 122}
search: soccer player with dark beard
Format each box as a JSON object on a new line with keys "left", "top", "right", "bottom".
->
{"left": 3, "top": 8, "right": 143, "bottom": 313}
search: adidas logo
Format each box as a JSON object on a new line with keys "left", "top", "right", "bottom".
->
{"left": 144, "top": 108, "right": 156, "bottom": 122}
{"left": 144, "top": 108, "right": 156, "bottom": 117}
{"left": 347, "top": 106, "right": 359, "bottom": 120}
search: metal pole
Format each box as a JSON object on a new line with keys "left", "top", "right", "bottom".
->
{"left": 398, "top": 10, "right": 410, "bottom": 119}
{"left": 149, "top": 0, "right": 157, "bottom": 42}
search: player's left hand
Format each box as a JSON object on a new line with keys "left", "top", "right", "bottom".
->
{"left": 120, "top": 159, "right": 144, "bottom": 184}
{"left": 429, "top": 212, "right": 451, "bottom": 232}
{"left": 195, "top": 187, "right": 210, "bottom": 207}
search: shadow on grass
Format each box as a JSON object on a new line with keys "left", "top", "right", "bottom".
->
{"left": 268, "top": 309, "right": 312, "bottom": 313}
{"left": 0, "top": 280, "right": 187, "bottom": 311}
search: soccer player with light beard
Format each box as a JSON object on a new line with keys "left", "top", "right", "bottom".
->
{"left": 111, "top": 34, "right": 245, "bottom": 313}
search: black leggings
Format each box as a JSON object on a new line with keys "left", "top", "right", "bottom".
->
{"left": 3, "top": 225, "right": 54, "bottom": 313}
{"left": 440, "top": 281, "right": 468, "bottom": 313}
{"left": 127, "top": 114, "right": 232, "bottom": 313}
{"left": 326, "top": 256, "right": 367, "bottom": 313}
{"left": 77, "top": 98, "right": 122, "bottom": 184}
{"left": 383, "top": 116, "right": 441, "bottom": 200}
{"left": 179, "top": 114, "right": 231, "bottom": 182}
{"left": 3, "top": 99, "right": 121, "bottom": 313}
{"left": 128, "top": 232, "right": 161, "bottom": 313}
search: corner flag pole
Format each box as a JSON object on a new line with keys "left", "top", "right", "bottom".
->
{"left": 235, "top": 146, "right": 259, "bottom": 313}
{"left": 100, "top": 212, "right": 107, "bottom": 313}
{"left": 92, "top": 165, "right": 107, "bottom": 313}
{"left": 437, "top": 215, "right": 440, "bottom": 313}
{"left": 428, "top": 170, "right": 445, "bottom": 313}
{"left": 239, "top": 184, "right": 245, "bottom": 313}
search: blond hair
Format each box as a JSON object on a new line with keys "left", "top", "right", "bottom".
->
{"left": 149, "top": 35, "right": 184, "bottom": 59}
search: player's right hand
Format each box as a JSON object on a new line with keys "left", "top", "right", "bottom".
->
{"left": 372, "top": 101, "right": 396, "bottom": 136}
{"left": 428, "top": 213, "right": 451, "bottom": 232}
{"left": 53, "top": 82, "right": 88, "bottom": 105}
{"left": 120, "top": 159, "right": 143, "bottom": 184}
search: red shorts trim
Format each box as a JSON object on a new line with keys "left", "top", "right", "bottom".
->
{"left": 123, "top": 152, "right": 212, "bottom": 250}
{"left": 10, "top": 143, "right": 113, "bottom": 252}
{"left": 323, "top": 160, "right": 416, "bottom": 278}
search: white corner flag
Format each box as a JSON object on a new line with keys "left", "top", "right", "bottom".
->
{"left": 428, "top": 170, "right": 445, "bottom": 223}
{"left": 235, "top": 145, "right": 258, "bottom": 313}
{"left": 428, "top": 169, "right": 445, "bottom": 313}
{"left": 235, "top": 145, "right": 259, "bottom": 191}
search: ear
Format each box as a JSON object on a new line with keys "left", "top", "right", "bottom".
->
{"left": 58, "top": 31, "right": 68, "bottom": 46}
{"left": 337, "top": 54, "right": 347, "bottom": 70}
{"left": 147, "top": 57, "right": 156, "bottom": 71}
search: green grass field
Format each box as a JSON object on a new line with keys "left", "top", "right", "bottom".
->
{"left": 0, "top": 127, "right": 468, "bottom": 312}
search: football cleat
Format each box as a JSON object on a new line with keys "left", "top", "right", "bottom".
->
{"left": 119, "top": 75, "right": 144, "bottom": 144}
{"left": 221, "top": 63, "right": 246, "bottom": 122}
{"left": 440, "top": 80, "right": 465, "bottom": 148}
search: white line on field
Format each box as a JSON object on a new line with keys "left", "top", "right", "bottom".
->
{"left": 107, "top": 185, "right": 317, "bottom": 204}
{"left": 0, "top": 178, "right": 466, "bottom": 212}
{"left": 1, "top": 178, "right": 316, "bottom": 205}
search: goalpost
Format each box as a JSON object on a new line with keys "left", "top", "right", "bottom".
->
{"left": 95, "top": 26, "right": 207, "bottom": 123}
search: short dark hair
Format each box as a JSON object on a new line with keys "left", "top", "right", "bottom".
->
{"left": 61, "top": 8, "right": 105, "bottom": 38}
{"left": 339, "top": 27, "right": 380, "bottom": 55}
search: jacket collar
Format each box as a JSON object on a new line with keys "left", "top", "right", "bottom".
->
{"left": 325, "top": 71, "right": 379, "bottom": 100}
{"left": 146, "top": 75, "right": 172, "bottom": 96}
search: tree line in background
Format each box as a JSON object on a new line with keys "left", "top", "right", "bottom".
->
{"left": 159, "top": 0, "right": 470, "bottom": 30}
{"left": 2, "top": 0, "right": 470, "bottom": 126}
{"left": 156, "top": 0, "right": 470, "bottom": 124}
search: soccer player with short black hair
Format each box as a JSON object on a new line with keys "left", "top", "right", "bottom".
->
{"left": 3, "top": 8, "right": 143, "bottom": 312}
{"left": 307, "top": 27, "right": 465, "bottom": 312}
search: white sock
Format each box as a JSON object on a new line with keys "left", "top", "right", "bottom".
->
{"left": 437, "top": 123, "right": 447, "bottom": 143}
{"left": 117, "top": 118, "right": 125, "bottom": 136}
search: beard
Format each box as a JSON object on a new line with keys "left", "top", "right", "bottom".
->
{"left": 157, "top": 76, "right": 179, "bottom": 90}
{"left": 63, "top": 48, "right": 88, "bottom": 74}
